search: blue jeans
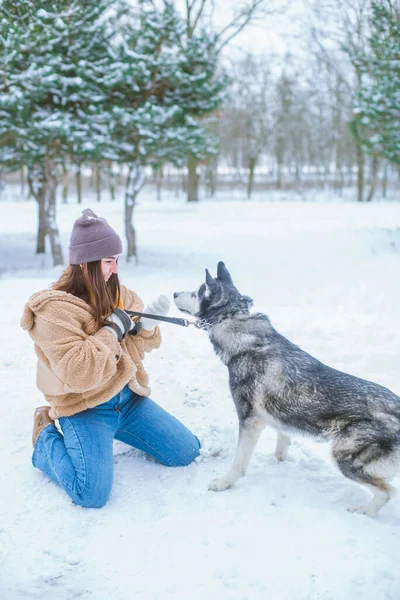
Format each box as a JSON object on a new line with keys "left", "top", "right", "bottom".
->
{"left": 32, "top": 385, "right": 200, "bottom": 508}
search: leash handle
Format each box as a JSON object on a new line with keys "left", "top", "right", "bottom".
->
{"left": 124, "top": 309, "right": 192, "bottom": 328}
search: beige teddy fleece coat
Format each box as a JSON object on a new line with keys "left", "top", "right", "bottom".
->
{"left": 20, "top": 285, "right": 161, "bottom": 418}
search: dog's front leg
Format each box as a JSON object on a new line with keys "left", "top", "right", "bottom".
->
{"left": 208, "top": 419, "right": 265, "bottom": 492}
{"left": 275, "top": 431, "right": 291, "bottom": 462}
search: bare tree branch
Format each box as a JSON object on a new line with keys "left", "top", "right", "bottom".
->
{"left": 191, "top": 0, "right": 208, "bottom": 37}
{"left": 215, "top": 0, "right": 288, "bottom": 53}
{"left": 167, "top": 0, "right": 291, "bottom": 53}
{"left": 309, "top": 26, "right": 353, "bottom": 92}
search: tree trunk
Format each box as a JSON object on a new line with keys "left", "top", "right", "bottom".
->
{"left": 76, "top": 163, "right": 82, "bottom": 204}
{"left": 205, "top": 156, "right": 218, "bottom": 198}
{"left": 209, "top": 167, "right": 217, "bottom": 198}
{"left": 44, "top": 154, "right": 64, "bottom": 266}
{"left": 156, "top": 163, "right": 163, "bottom": 202}
{"left": 323, "top": 162, "right": 329, "bottom": 189}
{"left": 29, "top": 157, "right": 63, "bottom": 264}
{"left": 175, "top": 170, "right": 181, "bottom": 198}
{"left": 62, "top": 162, "right": 68, "bottom": 204}
{"left": 318, "top": 160, "right": 324, "bottom": 186}
{"left": 37, "top": 190, "right": 47, "bottom": 254}
{"left": 96, "top": 165, "right": 101, "bottom": 203}
{"left": 277, "top": 162, "right": 283, "bottom": 189}
{"left": 347, "top": 164, "right": 353, "bottom": 187}
{"left": 356, "top": 142, "right": 364, "bottom": 202}
{"left": 108, "top": 161, "right": 115, "bottom": 201}
{"left": 236, "top": 139, "right": 243, "bottom": 183}
{"left": 338, "top": 165, "right": 344, "bottom": 196}
{"left": 125, "top": 161, "right": 145, "bottom": 262}
{"left": 28, "top": 165, "right": 47, "bottom": 254}
{"left": 295, "top": 162, "right": 301, "bottom": 183}
{"left": 247, "top": 155, "right": 257, "bottom": 199}
{"left": 187, "top": 154, "right": 199, "bottom": 202}
{"left": 120, "top": 163, "right": 125, "bottom": 185}
{"left": 366, "top": 155, "right": 379, "bottom": 202}
{"left": 382, "top": 161, "right": 388, "bottom": 198}
{"left": 207, "top": 164, "right": 217, "bottom": 198}
{"left": 20, "top": 167, "right": 25, "bottom": 198}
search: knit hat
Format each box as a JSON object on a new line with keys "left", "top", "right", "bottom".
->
{"left": 69, "top": 209, "right": 123, "bottom": 265}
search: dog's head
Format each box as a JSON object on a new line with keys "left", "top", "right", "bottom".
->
{"left": 173, "top": 262, "right": 253, "bottom": 324}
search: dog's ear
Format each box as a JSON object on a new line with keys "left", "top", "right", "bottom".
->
{"left": 205, "top": 269, "right": 215, "bottom": 287}
{"left": 217, "top": 261, "right": 233, "bottom": 285}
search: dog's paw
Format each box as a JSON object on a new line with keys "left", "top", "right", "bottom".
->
{"left": 274, "top": 450, "right": 288, "bottom": 462}
{"left": 208, "top": 477, "right": 233, "bottom": 492}
{"left": 347, "top": 504, "right": 371, "bottom": 517}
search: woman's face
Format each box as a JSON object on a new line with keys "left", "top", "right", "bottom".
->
{"left": 101, "top": 255, "right": 119, "bottom": 282}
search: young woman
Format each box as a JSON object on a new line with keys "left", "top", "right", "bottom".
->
{"left": 21, "top": 208, "right": 200, "bottom": 508}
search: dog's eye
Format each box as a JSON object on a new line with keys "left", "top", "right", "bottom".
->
{"left": 191, "top": 292, "right": 196, "bottom": 298}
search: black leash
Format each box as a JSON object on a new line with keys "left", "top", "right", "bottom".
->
{"left": 124, "top": 309, "right": 195, "bottom": 328}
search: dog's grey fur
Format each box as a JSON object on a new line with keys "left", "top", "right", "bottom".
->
{"left": 174, "top": 262, "right": 400, "bottom": 516}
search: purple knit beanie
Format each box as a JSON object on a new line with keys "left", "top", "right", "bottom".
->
{"left": 69, "top": 209, "right": 123, "bottom": 265}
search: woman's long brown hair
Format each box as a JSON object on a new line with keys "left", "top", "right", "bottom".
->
{"left": 52, "top": 261, "right": 121, "bottom": 329}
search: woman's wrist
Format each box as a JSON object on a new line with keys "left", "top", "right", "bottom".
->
{"left": 105, "top": 309, "right": 134, "bottom": 341}
{"left": 104, "top": 322, "right": 123, "bottom": 342}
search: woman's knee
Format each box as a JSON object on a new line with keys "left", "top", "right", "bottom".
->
{"left": 70, "top": 467, "right": 114, "bottom": 508}
{"left": 169, "top": 435, "right": 201, "bottom": 467}
{"left": 72, "top": 483, "right": 112, "bottom": 508}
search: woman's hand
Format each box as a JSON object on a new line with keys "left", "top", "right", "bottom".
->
{"left": 104, "top": 308, "right": 136, "bottom": 342}
{"left": 141, "top": 295, "right": 170, "bottom": 330}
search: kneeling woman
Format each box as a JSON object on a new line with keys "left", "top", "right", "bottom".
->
{"left": 21, "top": 208, "right": 200, "bottom": 508}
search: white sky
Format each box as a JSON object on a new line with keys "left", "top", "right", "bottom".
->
{"left": 171, "top": 0, "right": 308, "bottom": 58}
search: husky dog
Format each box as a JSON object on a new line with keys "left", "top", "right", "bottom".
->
{"left": 174, "top": 262, "right": 400, "bottom": 516}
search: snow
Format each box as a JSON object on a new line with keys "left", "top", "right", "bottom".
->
{"left": 1, "top": 186, "right": 400, "bottom": 599}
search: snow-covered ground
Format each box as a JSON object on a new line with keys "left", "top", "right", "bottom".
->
{"left": 1, "top": 186, "right": 400, "bottom": 600}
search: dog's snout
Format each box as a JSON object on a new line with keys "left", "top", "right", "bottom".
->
{"left": 173, "top": 292, "right": 179, "bottom": 299}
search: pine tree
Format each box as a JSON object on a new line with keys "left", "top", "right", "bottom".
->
{"left": 0, "top": 0, "right": 229, "bottom": 262}
{"left": 352, "top": 1, "right": 400, "bottom": 165}
{"left": 0, "top": 0, "right": 122, "bottom": 264}
{"left": 104, "top": 0, "right": 228, "bottom": 258}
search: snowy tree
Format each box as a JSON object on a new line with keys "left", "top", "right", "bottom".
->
{"left": 352, "top": 0, "right": 400, "bottom": 166}
{"left": 0, "top": 0, "right": 230, "bottom": 262}
{"left": 168, "top": 0, "right": 283, "bottom": 202}
{"left": 106, "top": 0, "right": 228, "bottom": 258}
{"left": 0, "top": 0, "right": 124, "bottom": 264}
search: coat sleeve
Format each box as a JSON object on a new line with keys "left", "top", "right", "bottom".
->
{"left": 122, "top": 286, "right": 162, "bottom": 354}
{"left": 31, "top": 302, "right": 122, "bottom": 394}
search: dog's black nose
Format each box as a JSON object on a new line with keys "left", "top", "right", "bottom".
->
{"left": 173, "top": 292, "right": 179, "bottom": 298}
